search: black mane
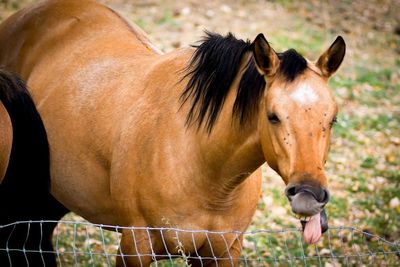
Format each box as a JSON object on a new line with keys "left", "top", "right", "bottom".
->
{"left": 278, "top": 49, "right": 307, "bottom": 82}
{"left": 181, "top": 32, "right": 307, "bottom": 132}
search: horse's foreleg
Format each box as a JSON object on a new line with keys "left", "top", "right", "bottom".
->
{"left": 116, "top": 229, "right": 154, "bottom": 267}
{"left": 220, "top": 234, "right": 244, "bottom": 266}
{"left": 189, "top": 234, "right": 244, "bottom": 267}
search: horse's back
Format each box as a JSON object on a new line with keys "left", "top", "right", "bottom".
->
{"left": 0, "top": 0, "right": 162, "bottom": 123}
{"left": 0, "top": 0, "right": 159, "bottom": 78}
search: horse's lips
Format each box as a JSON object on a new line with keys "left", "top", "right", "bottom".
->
{"left": 303, "top": 212, "right": 321, "bottom": 244}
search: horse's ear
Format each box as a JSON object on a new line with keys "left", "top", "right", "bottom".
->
{"left": 316, "top": 36, "right": 346, "bottom": 78}
{"left": 252, "top": 33, "right": 280, "bottom": 77}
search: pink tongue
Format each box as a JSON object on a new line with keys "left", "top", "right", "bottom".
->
{"left": 303, "top": 213, "right": 321, "bottom": 244}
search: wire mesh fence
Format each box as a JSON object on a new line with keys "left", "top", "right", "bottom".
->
{"left": 0, "top": 220, "right": 399, "bottom": 266}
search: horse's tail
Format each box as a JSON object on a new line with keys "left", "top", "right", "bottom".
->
{"left": 0, "top": 69, "right": 68, "bottom": 267}
{"left": 0, "top": 69, "right": 68, "bottom": 219}
{"left": 0, "top": 69, "right": 52, "bottom": 217}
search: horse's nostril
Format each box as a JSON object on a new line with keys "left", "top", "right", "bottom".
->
{"left": 320, "top": 188, "right": 330, "bottom": 204}
{"left": 285, "top": 185, "right": 298, "bottom": 200}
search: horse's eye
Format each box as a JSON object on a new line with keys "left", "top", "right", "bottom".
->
{"left": 268, "top": 113, "right": 280, "bottom": 124}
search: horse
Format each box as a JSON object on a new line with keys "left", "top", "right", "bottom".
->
{"left": 0, "top": 69, "right": 68, "bottom": 266}
{"left": 0, "top": 0, "right": 345, "bottom": 266}
{"left": 0, "top": 100, "right": 12, "bottom": 185}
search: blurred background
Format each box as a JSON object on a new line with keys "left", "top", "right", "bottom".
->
{"left": 1, "top": 0, "right": 399, "bottom": 250}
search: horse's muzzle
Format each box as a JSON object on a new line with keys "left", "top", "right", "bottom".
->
{"left": 285, "top": 183, "right": 330, "bottom": 216}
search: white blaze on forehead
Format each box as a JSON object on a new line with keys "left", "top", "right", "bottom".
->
{"left": 290, "top": 83, "right": 319, "bottom": 106}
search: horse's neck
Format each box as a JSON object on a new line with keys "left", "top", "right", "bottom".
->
{"left": 118, "top": 48, "right": 265, "bottom": 210}
{"left": 184, "top": 108, "right": 264, "bottom": 210}
{"left": 194, "top": 110, "right": 265, "bottom": 186}
{"left": 154, "top": 49, "right": 265, "bottom": 194}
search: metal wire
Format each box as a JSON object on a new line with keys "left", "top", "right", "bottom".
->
{"left": 0, "top": 220, "right": 399, "bottom": 266}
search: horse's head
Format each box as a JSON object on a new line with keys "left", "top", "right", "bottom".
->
{"left": 252, "top": 34, "right": 345, "bottom": 244}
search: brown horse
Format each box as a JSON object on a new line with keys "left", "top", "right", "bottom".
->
{"left": 0, "top": 0, "right": 345, "bottom": 266}
{"left": 0, "top": 102, "right": 11, "bottom": 184}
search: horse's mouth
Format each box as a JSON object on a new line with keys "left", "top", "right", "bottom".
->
{"left": 295, "top": 209, "right": 328, "bottom": 244}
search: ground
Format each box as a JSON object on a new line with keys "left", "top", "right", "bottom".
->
{"left": 1, "top": 0, "right": 399, "bottom": 265}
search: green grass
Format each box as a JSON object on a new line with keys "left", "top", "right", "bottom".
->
{"left": 327, "top": 196, "right": 348, "bottom": 218}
